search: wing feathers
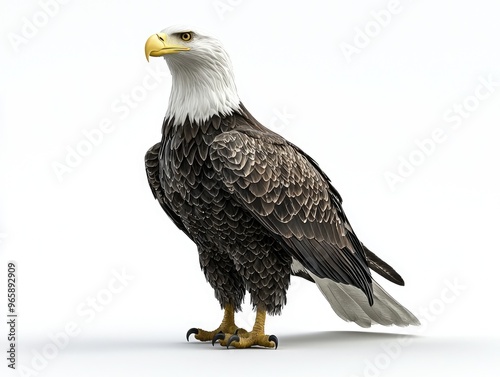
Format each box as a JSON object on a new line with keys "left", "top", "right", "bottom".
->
{"left": 145, "top": 143, "right": 193, "bottom": 240}
{"left": 363, "top": 245, "right": 405, "bottom": 286}
{"left": 210, "top": 129, "right": 374, "bottom": 303}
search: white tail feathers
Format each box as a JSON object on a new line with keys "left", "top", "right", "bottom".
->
{"left": 311, "top": 273, "right": 420, "bottom": 328}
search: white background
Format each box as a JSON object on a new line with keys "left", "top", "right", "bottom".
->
{"left": 1, "top": 0, "right": 499, "bottom": 376}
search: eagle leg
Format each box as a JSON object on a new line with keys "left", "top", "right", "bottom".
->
{"left": 226, "top": 306, "right": 278, "bottom": 349}
{"left": 186, "top": 304, "right": 248, "bottom": 344}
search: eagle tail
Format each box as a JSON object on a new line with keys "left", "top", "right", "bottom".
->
{"left": 311, "top": 276, "right": 420, "bottom": 328}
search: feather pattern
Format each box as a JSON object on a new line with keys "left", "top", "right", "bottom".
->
{"left": 210, "top": 110, "right": 374, "bottom": 304}
{"left": 145, "top": 103, "right": 418, "bottom": 322}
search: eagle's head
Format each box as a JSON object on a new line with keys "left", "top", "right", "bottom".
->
{"left": 145, "top": 26, "right": 240, "bottom": 126}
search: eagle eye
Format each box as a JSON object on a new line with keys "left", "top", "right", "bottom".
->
{"left": 180, "top": 32, "right": 192, "bottom": 42}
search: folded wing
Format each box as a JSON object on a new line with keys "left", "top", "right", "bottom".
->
{"left": 210, "top": 128, "right": 374, "bottom": 304}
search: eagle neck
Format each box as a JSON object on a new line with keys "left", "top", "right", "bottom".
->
{"left": 164, "top": 53, "right": 241, "bottom": 127}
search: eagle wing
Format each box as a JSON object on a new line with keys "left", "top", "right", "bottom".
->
{"left": 210, "top": 128, "right": 374, "bottom": 304}
{"left": 145, "top": 142, "right": 193, "bottom": 241}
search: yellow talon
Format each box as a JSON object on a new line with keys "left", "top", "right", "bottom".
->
{"left": 186, "top": 304, "right": 248, "bottom": 344}
{"left": 226, "top": 307, "right": 278, "bottom": 349}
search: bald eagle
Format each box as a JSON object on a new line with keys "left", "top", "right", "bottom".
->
{"left": 144, "top": 26, "right": 419, "bottom": 349}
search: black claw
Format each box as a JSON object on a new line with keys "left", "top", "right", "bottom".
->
{"left": 212, "top": 331, "right": 225, "bottom": 346}
{"left": 234, "top": 328, "right": 240, "bottom": 335}
{"left": 227, "top": 334, "right": 240, "bottom": 348}
{"left": 186, "top": 328, "right": 198, "bottom": 342}
{"left": 269, "top": 335, "right": 279, "bottom": 349}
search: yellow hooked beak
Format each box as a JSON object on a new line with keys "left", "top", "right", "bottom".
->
{"left": 144, "top": 33, "right": 190, "bottom": 61}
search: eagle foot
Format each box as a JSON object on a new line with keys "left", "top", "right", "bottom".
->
{"left": 185, "top": 304, "right": 249, "bottom": 344}
{"left": 226, "top": 332, "right": 278, "bottom": 349}
{"left": 186, "top": 325, "right": 248, "bottom": 343}
{"left": 224, "top": 307, "right": 277, "bottom": 349}
{"left": 209, "top": 328, "right": 250, "bottom": 346}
